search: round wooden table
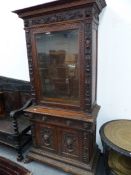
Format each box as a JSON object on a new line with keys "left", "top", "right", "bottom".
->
{"left": 100, "top": 120, "right": 131, "bottom": 175}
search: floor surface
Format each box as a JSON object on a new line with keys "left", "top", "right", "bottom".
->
{"left": 0, "top": 144, "right": 105, "bottom": 175}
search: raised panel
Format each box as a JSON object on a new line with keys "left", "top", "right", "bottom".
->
{"left": 35, "top": 123, "right": 58, "bottom": 153}
{"left": 59, "top": 128, "right": 83, "bottom": 161}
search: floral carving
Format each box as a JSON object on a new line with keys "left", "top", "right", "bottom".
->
{"left": 64, "top": 133, "right": 76, "bottom": 153}
{"left": 24, "top": 7, "right": 94, "bottom": 28}
{"left": 28, "top": 8, "right": 84, "bottom": 27}
{"left": 40, "top": 127, "right": 53, "bottom": 147}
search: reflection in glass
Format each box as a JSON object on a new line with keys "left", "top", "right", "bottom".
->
{"left": 35, "top": 29, "right": 79, "bottom": 105}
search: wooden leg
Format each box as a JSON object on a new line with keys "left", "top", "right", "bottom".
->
{"left": 17, "top": 146, "right": 24, "bottom": 162}
{"left": 12, "top": 115, "right": 24, "bottom": 161}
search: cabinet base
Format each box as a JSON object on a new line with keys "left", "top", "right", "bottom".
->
{"left": 26, "top": 147, "right": 100, "bottom": 175}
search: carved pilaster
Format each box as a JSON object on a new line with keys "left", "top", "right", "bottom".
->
{"left": 25, "top": 31, "right": 36, "bottom": 103}
{"left": 31, "top": 123, "right": 36, "bottom": 147}
{"left": 83, "top": 131, "right": 89, "bottom": 163}
{"left": 84, "top": 23, "right": 92, "bottom": 112}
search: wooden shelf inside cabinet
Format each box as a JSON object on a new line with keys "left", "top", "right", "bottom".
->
{"left": 14, "top": 0, "right": 106, "bottom": 174}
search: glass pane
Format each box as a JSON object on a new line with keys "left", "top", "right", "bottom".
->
{"left": 35, "top": 29, "right": 79, "bottom": 105}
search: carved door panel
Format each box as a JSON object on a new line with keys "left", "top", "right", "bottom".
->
{"left": 35, "top": 123, "right": 58, "bottom": 153}
{"left": 58, "top": 128, "right": 83, "bottom": 161}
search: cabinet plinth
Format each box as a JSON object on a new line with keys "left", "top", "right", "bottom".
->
{"left": 14, "top": 0, "right": 106, "bottom": 174}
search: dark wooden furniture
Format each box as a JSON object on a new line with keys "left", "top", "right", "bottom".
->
{"left": 0, "top": 92, "right": 5, "bottom": 116}
{"left": 0, "top": 156, "right": 32, "bottom": 175}
{"left": 100, "top": 120, "right": 131, "bottom": 175}
{"left": 14, "top": 0, "right": 106, "bottom": 174}
{"left": 0, "top": 76, "right": 32, "bottom": 161}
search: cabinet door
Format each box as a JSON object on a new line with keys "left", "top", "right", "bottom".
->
{"left": 35, "top": 123, "right": 58, "bottom": 153}
{"left": 58, "top": 127, "right": 83, "bottom": 161}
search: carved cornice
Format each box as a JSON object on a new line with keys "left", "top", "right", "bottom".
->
{"left": 13, "top": 0, "right": 106, "bottom": 19}
{"left": 23, "top": 6, "right": 100, "bottom": 28}
{"left": 96, "top": 0, "right": 107, "bottom": 12}
{"left": 24, "top": 8, "right": 85, "bottom": 28}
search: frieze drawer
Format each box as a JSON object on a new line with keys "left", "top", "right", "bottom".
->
{"left": 30, "top": 113, "right": 92, "bottom": 131}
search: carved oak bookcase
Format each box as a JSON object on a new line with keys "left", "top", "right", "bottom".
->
{"left": 14, "top": 0, "right": 106, "bottom": 174}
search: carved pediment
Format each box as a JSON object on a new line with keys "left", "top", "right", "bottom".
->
{"left": 13, "top": 0, "right": 106, "bottom": 19}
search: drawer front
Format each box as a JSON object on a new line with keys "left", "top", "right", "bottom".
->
{"left": 35, "top": 123, "right": 58, "bottom": 153}
{"left": 30, "top": 113, "right": 92, "bottom": 131}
